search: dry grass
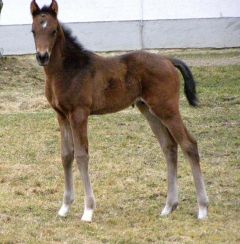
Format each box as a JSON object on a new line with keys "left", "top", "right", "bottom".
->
{"left": 0, "top": 56, "right": 49, "bottom": 113}
{"left": 0, "top": 49, "right": 240, "bottom": 243}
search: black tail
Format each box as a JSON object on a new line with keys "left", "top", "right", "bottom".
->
{"left": 170, "top": 58, "right": 198, "bottom": 107}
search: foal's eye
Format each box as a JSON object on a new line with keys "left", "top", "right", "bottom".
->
{"left": 52, "top": 30, "right": 57, "bottom": 36}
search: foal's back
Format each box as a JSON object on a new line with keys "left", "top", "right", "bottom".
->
{"left": 90, "top": 51, "right": 179, "bottom": 115}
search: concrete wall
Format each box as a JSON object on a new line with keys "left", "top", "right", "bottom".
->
{"left": 0, "top": 0, "right": 240, "bottom": 54}
{"left": 143, "top": 18, "right": 240, "bottom": 49}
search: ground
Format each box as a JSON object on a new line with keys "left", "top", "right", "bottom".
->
{"left": 0, "top": 49, "right": 239, "bottom": 243}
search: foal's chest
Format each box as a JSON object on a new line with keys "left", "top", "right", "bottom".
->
{"left": 45, "top": 80, "right": 67, "bottom": 113}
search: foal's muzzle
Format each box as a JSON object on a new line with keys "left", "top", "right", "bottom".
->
{"left": 36, "top": 52, "right": 50, "bottom": 66}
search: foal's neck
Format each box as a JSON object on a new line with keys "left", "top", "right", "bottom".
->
{"left": 44, "top": 36, "right": 64, "bottom": 76}
{"left": 44, "top": 24, "right": 93, "bottom": 79}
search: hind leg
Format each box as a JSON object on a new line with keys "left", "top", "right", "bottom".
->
{"left": 148, "top": 104, "right": 208, "bottom": 219}
{"left": 137, "top": 101, "right": 178, "bottom": 216}
{"left": 165, "top": 117, "right": 208, "bottom": 219}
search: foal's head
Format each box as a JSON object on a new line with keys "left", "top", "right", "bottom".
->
{"left": 30, "top": 0, "right": 60, "bottom": 66}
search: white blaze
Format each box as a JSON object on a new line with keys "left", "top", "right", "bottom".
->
{"left": 42, "top": 21, "right": 48, "bottom": 29}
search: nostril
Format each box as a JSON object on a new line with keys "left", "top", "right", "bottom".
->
{"left": 43, "top": 52, "right": 49, "bottom": 60}
{"left": 36, "top": 52, "right": 49, "bottom": 64}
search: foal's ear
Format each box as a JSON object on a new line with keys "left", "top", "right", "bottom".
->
{"left": 30, "top": 0, "right": 40, "bottom": 16}
{"left": 50, "top": 0, "right": 58, "bottom": 16}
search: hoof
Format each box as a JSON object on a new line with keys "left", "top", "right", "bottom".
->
{"left": 160, "top": 202, "right": 178, "bottom": 216}
{"left": 58, "top": 203, "right": 70, "bottom": 217}
{"left": 198, "top": 205, "right": 208, "bottom": 220}
{"left": 81, "top": 209, "right": 93, "bottom": 222}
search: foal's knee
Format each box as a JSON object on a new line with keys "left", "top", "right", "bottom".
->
{"left": 61, "top": 151, "right": 74, "bottom": 167}
{"left": 75, "top": 152, "right": 89, "bottom": 164}
{"left": 162, "top": 142, "right": 177, "bottom": 156}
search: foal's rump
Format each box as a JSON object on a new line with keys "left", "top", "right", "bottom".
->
{"left": 121, "top": 51, "right": 198, "bottom": 109}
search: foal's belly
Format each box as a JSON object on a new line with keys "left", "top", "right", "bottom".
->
{"left": 91, "top": 95, "right": 138, "bottom": 115}
{"left": 91, "top": 77, "right": 141, "bottom": 115}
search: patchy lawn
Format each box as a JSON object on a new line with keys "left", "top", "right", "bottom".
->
{"left": 0, "top": 49, "right": 239, "bottom": 243}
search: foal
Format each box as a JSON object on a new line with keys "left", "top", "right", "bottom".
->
{"left": 30, "top": 0, "right": 208, "bottom": 222}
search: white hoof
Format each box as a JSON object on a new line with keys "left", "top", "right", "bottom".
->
{"left": 81, "top": 209, "right": 93, "bottom": 222}
{"left": 161, "top": 205, "right": 172, "bottom": 216}
{"left": 198, "top": 205, "right": 208, "bottom": 220}
{"left": 58, "top": 203, "right": 70, "bottom": 217}
{"left": 161, "top": 202, "right": 178, "bottom": 216}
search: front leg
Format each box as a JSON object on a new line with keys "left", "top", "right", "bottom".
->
{"left": 69, "top": 108, "right": 96, "bottom": 222}
{"left": 57, "top": 114, "right": 75, "bottom": 217}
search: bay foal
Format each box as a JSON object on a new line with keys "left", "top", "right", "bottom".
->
{"left": 30, "top": 0, "right": 208, "bottom": 222}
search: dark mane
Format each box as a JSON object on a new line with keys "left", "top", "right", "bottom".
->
{"left": 62, "top": 26, "right": 85, "bottom": 54}
{"left": 61, "top": 25, "right": 93, "bottom": 71}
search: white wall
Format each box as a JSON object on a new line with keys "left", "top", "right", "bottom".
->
{"left": 0, "top": 0, "right": 239, "bottom": 54}
{"left": 0, "top": 0, "right": 240, "bottom": 25}
{"left": 143, "top": 0, "right": 240, "bottom": 20}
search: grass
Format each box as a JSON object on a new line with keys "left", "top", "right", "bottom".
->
{"left": 0, "top": 50, "right": 240, "bottom": 243}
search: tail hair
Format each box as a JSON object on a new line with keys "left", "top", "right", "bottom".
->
{"left": 170, "top": 58, "right": 199, "bottom": 107}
